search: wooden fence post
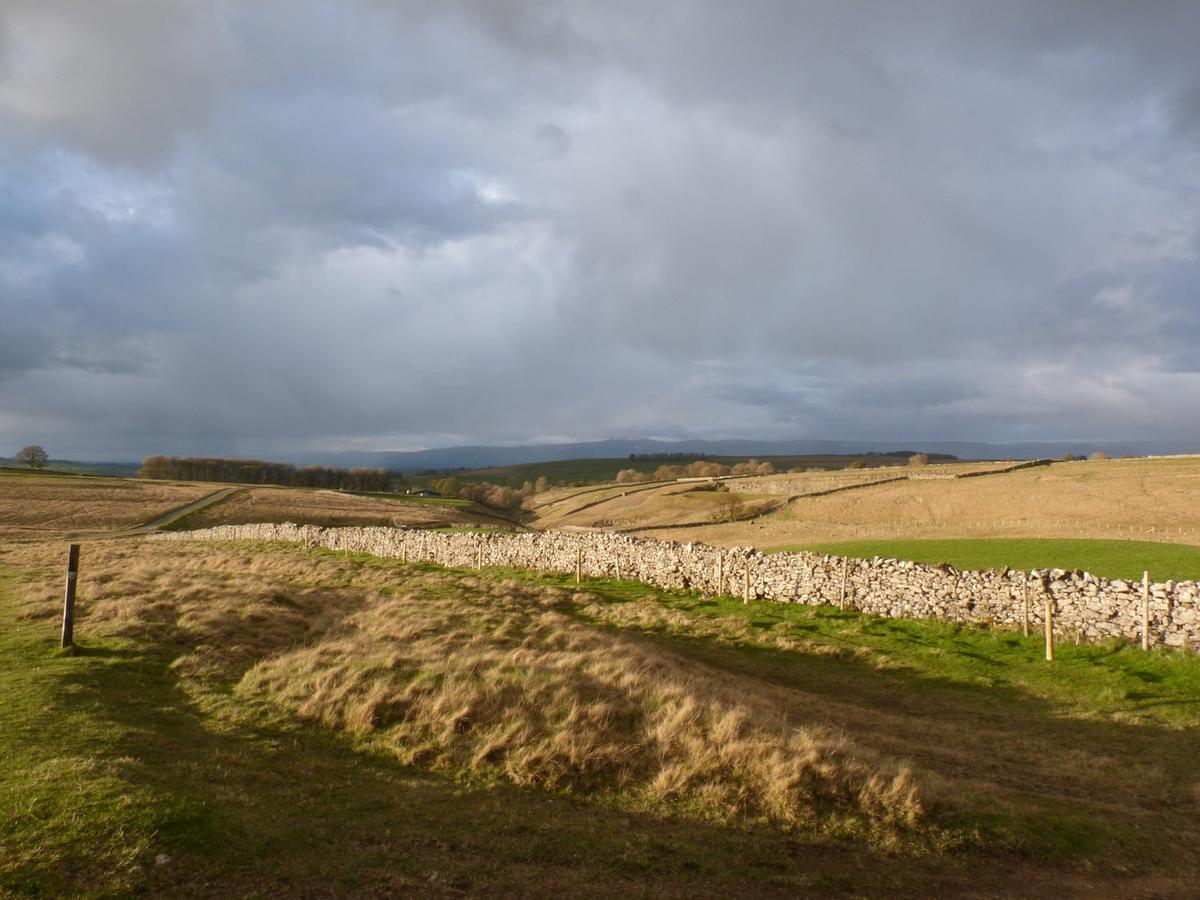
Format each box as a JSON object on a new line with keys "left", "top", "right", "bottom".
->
{"left": 576, "top": 547, "right": 582, "bottom": 584}
{"left": 1142, "top": 571, "right": 1151, "bottom": 652}
{"left": 62, "top": 544, "right": 79, "bottom": 649}
{"left": 743, "top": 560, "right": 751, "bottom": 604}
{"left": 476, "top": 543, "right": 483, "bottom": 570}
{"left": 615, "top": 556, "right": 621, "bottom": 581}
{"left": 716, "top": 552, "right": 724, "bottom": 595}
{"left": 839, "top": 558, "right": 849, "bottom": 610}
{"left": 1043, "top": 581, "right": 1054, "bottom": 662}
{"left": 1022, "top": 574, "right": 1030, "bottom": 638}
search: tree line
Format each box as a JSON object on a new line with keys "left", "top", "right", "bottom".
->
{"left": 426, "top": 476, "right": 530, "bottom": 510}
{"left": 138, "top": 456, "right": 398, "bottom": 492}
{"left": 615, "top": 458, "right": 775, "bottom": 483}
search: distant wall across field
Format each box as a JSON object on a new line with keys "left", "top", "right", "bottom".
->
{"left": 152, "top": 523, "right": 1200, "bottom": 652}
{"left": 735, "top": 458, "right": 1054, "bottom": 496}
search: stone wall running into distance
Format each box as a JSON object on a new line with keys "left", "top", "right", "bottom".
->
{"left": 151, "top": 523, "right": 1200, "bottom": 652}
{"left": 735, "top": 458, "right": 1054, "bottom": 496}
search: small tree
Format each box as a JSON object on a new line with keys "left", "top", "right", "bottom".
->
{"left": 849, "top": 459, "right": 867, "bottom": 469}
{"left": 908, "top": 453, "right": 929, "bottom": 467}
{"left": 15, "top": 445, "right": 49, "bottom": 469}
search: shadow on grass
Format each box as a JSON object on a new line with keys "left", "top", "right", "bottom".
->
{"left": 4, "top": 622, "right": 1054, "bottom": 899}
{"left": 556, "top": 579, "right": 1200, "bottom": 873}
{"left": 9, "top": 548, "right": 1196, "bottom": 897}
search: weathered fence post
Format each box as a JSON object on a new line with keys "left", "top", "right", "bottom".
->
{"left": 1022, "top": 574, "right": 1030, "bottom": 638}
{"left": 615, "top": 555, "right": 621, "bottom": 581}
{"left": 61, "top": 543, "right": 79, "bottom": 649}
{"left": 839, "top": 557, "right": 848, "bottom": 610}
{"left": 576, "top": 547, "right": 582, "bottom": 584}
{"left": 743, "top": 559, "right": 751, "bottom": 604}
{"left": 1142, "top": 571, "right": 1151, "bottom": 652}
{"left": 716, "top": 552, "right": 724, "bottom": 595}
{"left": 476, "top": 543, "right": 483, "bottom": 570}
{"left": 1043, "top": 579, "right": 1054, "bottom": 662}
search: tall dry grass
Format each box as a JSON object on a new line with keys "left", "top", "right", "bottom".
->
{"left": 7, "top": 539, "right": 924, "bottom": 836}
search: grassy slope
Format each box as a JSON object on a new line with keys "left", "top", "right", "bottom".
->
{"left": 770, "top": 538, "right": 1200, "bottom": 582}
{"left": 412, "top": 454, "right": 932, "bottom": 488}
{"left": 0, "top": 567, "right": 863, "bottom": 898}
{"left": 4, "top": 547, "right": 1200, "bottom": 895}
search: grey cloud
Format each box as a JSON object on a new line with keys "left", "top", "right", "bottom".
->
{"left": 0, "top": 0, "right": 229, "bottom": 167}
{"left": 2, "top": 1, "right": 1200, "bottom": 459}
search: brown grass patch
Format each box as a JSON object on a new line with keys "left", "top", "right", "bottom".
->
{"left": 166, "top": 485, "right": 497, "bottom": 531}
{"left": 534, "top": 482, "right": 780, "bottom": 531}
{"left": 5, "top": 539, "right": 925, "bottom": 838}
{"left": 639, "top": 456, "right": 1200, "bottom": 548}
{"left": 0, "top": 474, "right": 214, "bottom": 538}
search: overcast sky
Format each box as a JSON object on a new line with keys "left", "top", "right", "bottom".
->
{"left": 2, "top": 1, "right": 1199, "bottom": 459}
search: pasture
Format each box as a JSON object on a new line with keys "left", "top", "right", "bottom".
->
{"left": 5, "top": 457, "right": 1200, "bottom": 895}
{"left": 631, "top": 457, "right": 1200, "bottom": 557}
{"left": 0, "top": 470, "right": 215, "bottom": 539}
{"left": 160, "top": 484, "right": 497, "bottom": 531}
{"left": 3, "top": 536, "right": 1200, "bottom": 896}
{"left": 0, "top": 473, "right": 504, "bottom": 541}
{"left": 410, "top": 452, "right": 943, "bottom": 489}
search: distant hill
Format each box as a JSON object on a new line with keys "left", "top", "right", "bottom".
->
{"left": 282, "top": 438, "right": 1181, "bottom": 472}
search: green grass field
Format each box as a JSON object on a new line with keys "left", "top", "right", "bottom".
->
{"left": 767, "top": 538, "right": 1200, "bottom": 582}
{"left": 5, "top": 545, "right": 1200, "bottom": 895}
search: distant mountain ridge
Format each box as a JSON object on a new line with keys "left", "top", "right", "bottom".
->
{"left": 282, "top": 437, "right": 1189, "bottom": 472}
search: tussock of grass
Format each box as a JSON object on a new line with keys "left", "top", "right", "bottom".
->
{"left": 236, "top": 578, "right": 924, "bottom": 832}
{"left": 18, "top": 541, "right": 924, "bottom": 838}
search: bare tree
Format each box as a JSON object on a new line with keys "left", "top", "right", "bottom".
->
{"left": 15, "top": 445, "right": 49, "bottom": 469}
{"left": 908, "top": 453, "right": 929, "bottom": 467}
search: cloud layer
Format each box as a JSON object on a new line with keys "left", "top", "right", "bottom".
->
{"left": 2, "top": 0, "right": 1199, "bottom": 458}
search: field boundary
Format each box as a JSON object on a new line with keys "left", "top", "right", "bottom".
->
{"left": 153, "top": 522, "right": 1199, "bottom": 652}
{"left": 741, "top": 459, "right": 1055, "bottom": 499}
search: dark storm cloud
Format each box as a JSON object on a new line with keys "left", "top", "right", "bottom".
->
{"left": 2, "top": 0, "right": 1199, "bottom": 458}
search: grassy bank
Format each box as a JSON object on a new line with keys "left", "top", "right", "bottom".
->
{"left": 0, "top": 562, "right": 894, "bottom": 897}
{"left": 3, "top": 540, "right": 1199, "bottom": 895}
{"left": 767, "top": 538, "right": 1200, "bottom": 582}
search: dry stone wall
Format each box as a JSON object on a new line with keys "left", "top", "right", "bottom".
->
{"left": 736, "top": 459, "right": 1053, "bottom": 496}
{"left": 152, "top": 523, "right": 1200, "bottom": 652}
